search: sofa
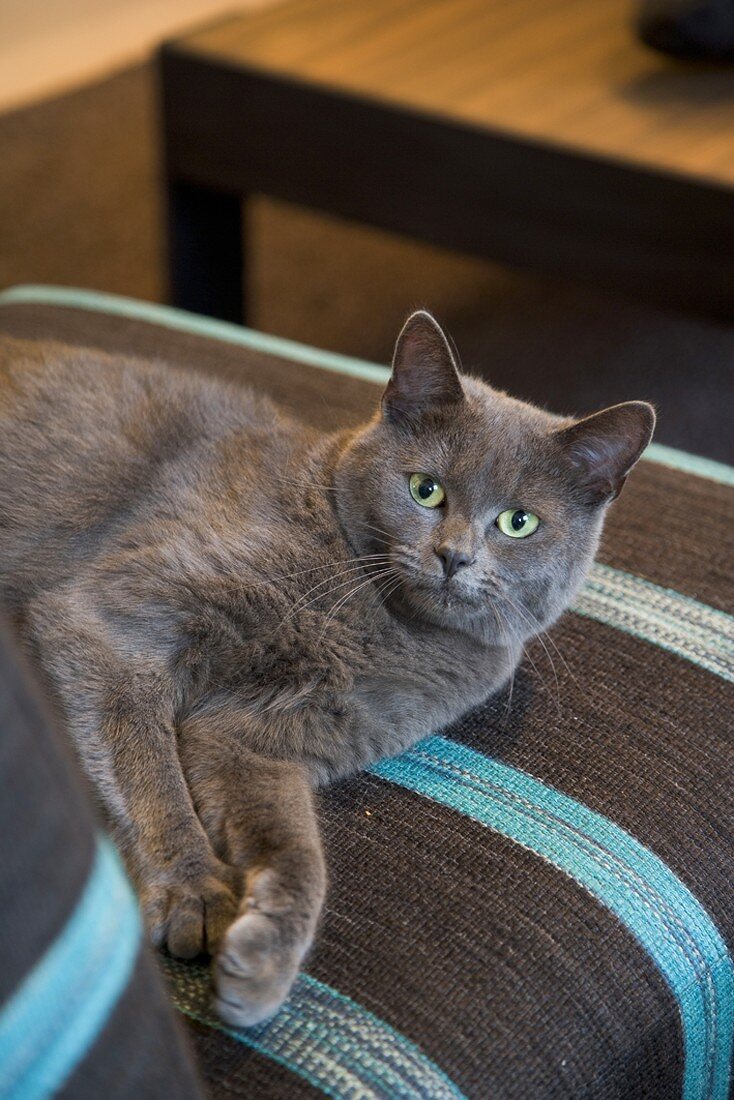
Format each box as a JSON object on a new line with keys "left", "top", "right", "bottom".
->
{"left": 0, "top": 284, "right": 732, "bottom": 1099}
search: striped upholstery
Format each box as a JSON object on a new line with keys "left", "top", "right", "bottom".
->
{"left": 0, "top": 617, "right": 204, "bottom": 1099}
{"left": 0, "top": 286, "right": 732, "bottom": 1100}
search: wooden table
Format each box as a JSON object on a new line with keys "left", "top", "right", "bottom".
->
{"left": 160, "top": 0, "right": 734, "bottom": 324}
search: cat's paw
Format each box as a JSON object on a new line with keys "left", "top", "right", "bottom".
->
{"left": 213, "top": 909, "right": 307, "bottom": 1027}
{"left": 142, "top": 863, "right": 239, "bottom": 959}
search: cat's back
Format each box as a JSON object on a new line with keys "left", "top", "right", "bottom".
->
{"left": 0, "top": 337, "right": 293, "bottom": 602}
{"left": 0, "top": 336, "right": 276, "bottom": 457}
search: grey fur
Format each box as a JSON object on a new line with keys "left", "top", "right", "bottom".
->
{"left": 0, "top": 313, "right": 654, "bottom": 1025}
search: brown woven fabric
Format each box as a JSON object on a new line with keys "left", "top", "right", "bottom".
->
{"left": 316, "top": 777, "right": 685, "bottom": 1098}
{"left": 187, "top": 1022, "right": 321, "bottom": 1100}
{"left": 1, "top": 299, "right": 731, "bottom": 1100}
{"left": 600, "top": 462, "right": 733, "bottom": 610}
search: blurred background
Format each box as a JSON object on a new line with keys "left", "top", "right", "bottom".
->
{"left": 1, "top": 0, "right": 733, "bottom": 461}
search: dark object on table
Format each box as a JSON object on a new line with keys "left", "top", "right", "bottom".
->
{"left": 638, "top": 0, "right": 734, "bottom": 57}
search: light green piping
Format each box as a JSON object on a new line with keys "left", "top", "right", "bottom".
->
{"left": 644, "top": 442, "right": 734, "bottom": 488}
{"left": 1, "top": 284, "right": 732, "bottom": 487}
{"left": 0, "top": 284, "right": 392, "bottom": 387}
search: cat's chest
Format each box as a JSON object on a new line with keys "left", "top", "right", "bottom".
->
{"left": 355, "top": 623, "right": 504, "bottom": 739}
{"left": 285, "top": 621, "right": 512, "bottom": 780}
{"left": 210, "top": 546, "right": 513, "bottom": 774}
{"left": 214, "top": 592, "right": 509, "bottom": 777}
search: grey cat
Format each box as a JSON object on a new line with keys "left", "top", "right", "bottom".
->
{"left": 0, "top": 311, "right": 654, "bottom": 1026}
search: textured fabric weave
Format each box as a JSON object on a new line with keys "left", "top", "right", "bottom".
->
{"left": 163, "top": 957, "right": 465, "bottom": 1100}
{"left": 0, "top": 288, "right": 732, "bottom": 1100}
{"left": 374, "top": 737, "right": 734, "bottom": 1100}
{"left": 0, "top": 611, "right": 205, "bottom": 1099}
{"left": 0, "top": 841, "right": 140, "bottom": 1098}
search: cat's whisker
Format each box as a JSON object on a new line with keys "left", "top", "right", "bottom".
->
{"left": 266, "top": 558, "right": 391, "bottom": 617}
{"left": 532, "top": 624, "right": 584, "bottom": 700}
{"left": 244, "top": 554, "right": 390, "bottom": 591}
{"left": 358, "top": 559, "right": 410, "bottom": 623}
{"left": 258, "top": 681, "right": 318, "bottom": 717}
{"left": 512, "top": 635, "right": 551, "bottom": 708}
{"left": 533, "top": 628, "right": 585, "bottom": 708}
{"left": 355, "top": 519, "right": 396, "bottom": 542}
{"left": 380, "top": 576, "right": 407, "bottom": 615}
{"left": 270, "top": 474, "right": 339, "bottom": 494}
{"left": 369, "top": 569, "right": 404, "bottom": 612}
{"left": 391, "top": 578, "right": 428, "bottom": 630}
{"left": 487, "top": 599, "right": 515, "bottom": 725}
{"left": 317, "top": 568, "right": 399, "bottom": 642}
{"left": 271, "top": 566, "right": 369, "bottom": 632}
{"left": 361, "top": 569, "right": 393, "bottom": 613}
{"left": 503, "top": 595, "right": 575, "bottom": 702}
{"left": 499, "top": 589, "right": 577, "bottom": 687}
{"left": 277, "top": 562, "right": 393, "bottom": 631}
{"left": 498, "top": 599, "right": 555, "bottom": 690}
{"left": 497, "top": 592, "right": 562, "bottom": 717}
{"left": 360, "top": 519, "right": 394, "bottom": 536}
{"left": 504, "top": 670, "right": 516, "bottom": 724}
{"left": 323, "top": 565, "right": 398, "bottom": 620}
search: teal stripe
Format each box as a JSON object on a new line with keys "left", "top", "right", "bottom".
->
{"left": 162, "top": 956, "right": 465, "bottom": 1100}
{"left": 1, "top": 284, "right": 733, "bottom": 487}
{"left": 372, "top": 736, "right": 734, "bottom": 1100}
{"left": 578, "top": 564, "right": 734, "bottom": 683}
{"left": 0, "top": 839, "right": 141, "bottom": 1099}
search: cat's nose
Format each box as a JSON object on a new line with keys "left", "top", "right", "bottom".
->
{"left": 435, "top": 546, "right": 473, "bottom": 579}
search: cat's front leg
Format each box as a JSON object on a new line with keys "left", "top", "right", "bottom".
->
{"left": 179, "top": 715, "right": 326, "bottom": 1026}
{"left": 26, "top": 591, "right": 240, "bottom": 959}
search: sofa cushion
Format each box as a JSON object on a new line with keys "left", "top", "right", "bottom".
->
{"left": 0, "top": 617, "right": 205, "bottom": 1100}
{"left": 0, "top": 285, "right": 732, "bottom": 1100}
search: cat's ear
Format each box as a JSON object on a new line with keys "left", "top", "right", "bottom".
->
{"left": 554, "top": 401, "right": 656, "bottom": 503}
{"left": 382, "top": 310, "right": 464, "bottom": 426}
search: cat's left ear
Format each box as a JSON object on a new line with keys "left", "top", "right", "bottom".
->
{"left": 554, "top": 401, "right": 656, "bottom": 503}
{"left": 382, "top": 310, "right": 464, "bottom": 427}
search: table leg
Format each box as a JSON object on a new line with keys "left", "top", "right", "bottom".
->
{"left": 165, "top": 180, "right": 245, "bottom": 325}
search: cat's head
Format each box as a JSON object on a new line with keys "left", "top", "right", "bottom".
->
{"left": 334, "top": 311, "right": 655, "bottom": 645}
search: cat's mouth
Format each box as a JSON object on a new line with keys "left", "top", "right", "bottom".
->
{"left": 383, "top": 552, "right": 489, "bottom": 620}
{"left": 399, "top": 568, "right": 486, "bottom": 615}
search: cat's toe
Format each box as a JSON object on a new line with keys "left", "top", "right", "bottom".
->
{"left": 166, "top": 893, "right": 207, "bottom": 958}
{"left": 143, "top": 868, "right": 238, "bottom": 958}
{"left": 213, "top": 910, "right": 301, "bottom": 1027}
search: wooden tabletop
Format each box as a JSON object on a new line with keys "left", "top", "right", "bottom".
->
{"left": 174, "top": 0, "right": 734, "bottom": 189}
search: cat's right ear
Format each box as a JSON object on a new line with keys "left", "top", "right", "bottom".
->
{"left": 554, "top": 400, "right": 656, "bottom": 503}
{"left": 382, "top": 310, "right": 464, "bottom": 427}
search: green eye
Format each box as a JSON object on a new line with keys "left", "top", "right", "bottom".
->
{"left": 497, "top": 509, "right": 540, "bottom": 539}
{"left": 409, "top": 473, "right": 446, "bottom": 509}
